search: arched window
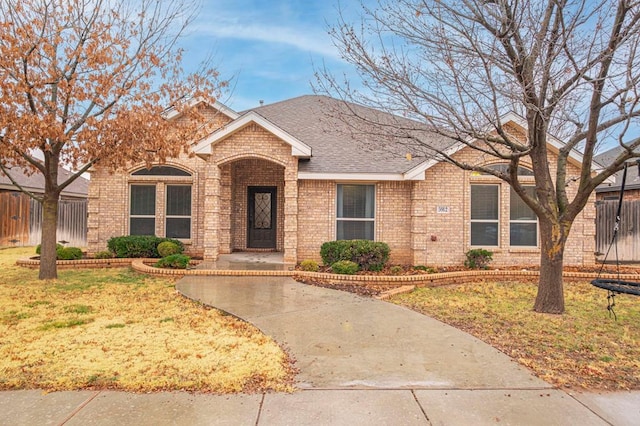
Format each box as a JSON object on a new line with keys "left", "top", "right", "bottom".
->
{"left": 479, "top": 164, "right": 534, "bottom": 176}
{"left": 129, "top": 165, "right": 193, "bottom": 239}
{"left": 132, "top": 166, "right": 191, "bottom": 176}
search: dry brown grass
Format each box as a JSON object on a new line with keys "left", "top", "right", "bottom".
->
{"left": 391, "top": 280, "right": 640, "bottom": 390}
{"left": 0, "top": 247, "right": 295, "bottom": 393}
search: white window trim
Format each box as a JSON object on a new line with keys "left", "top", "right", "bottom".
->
{"left": 336, "top": 184, "right": 376, "bottom": 240}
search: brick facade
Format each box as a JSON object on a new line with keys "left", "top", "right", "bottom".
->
{"left": 87, "top": 107, "right": 596, "bottom": 268}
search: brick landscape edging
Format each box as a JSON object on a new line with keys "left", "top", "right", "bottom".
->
{"left": 16, "top": 257, "right": 640, "bottom": 291}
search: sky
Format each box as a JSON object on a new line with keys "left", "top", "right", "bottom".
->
{"left": 178, "top": 0, "right": 366, "bottom": 112}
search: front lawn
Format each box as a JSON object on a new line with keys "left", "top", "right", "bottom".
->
{"left": 391, "top": 280, "right": 640, "bottom": 390}
{"left": 0, "top": 247, "right": 295, "bottom": 393}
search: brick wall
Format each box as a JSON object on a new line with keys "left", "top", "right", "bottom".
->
{"left": 416, "top": 145, "right": 596, "bottom": 267}
{"left": 377, "top": 181, "right": 413, "bottom": 263}
{"left": 88, "top": 106, "right": 596, "bottom": 268}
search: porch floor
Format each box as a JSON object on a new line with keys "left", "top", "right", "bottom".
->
{"left": 196, "top": 252, "right": 291, "bottom": 271}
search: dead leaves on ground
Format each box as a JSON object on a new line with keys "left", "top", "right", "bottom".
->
{"left": 0, "top": 248, "right": 295, "bottom": 393}
{"left": 392, "top": 281, "right": 640, "bottom": 390}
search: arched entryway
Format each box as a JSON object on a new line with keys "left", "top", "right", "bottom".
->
{"left": 219, "top": 158, "right": 285, "bottom": 253}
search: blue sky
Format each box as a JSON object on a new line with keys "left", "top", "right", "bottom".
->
{"left": 178, "top": 0, "right": 364, "bottom": 112}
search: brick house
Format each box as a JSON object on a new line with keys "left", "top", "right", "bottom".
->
{"left": 87, "top": 95, "right": 595, "bottom": 267}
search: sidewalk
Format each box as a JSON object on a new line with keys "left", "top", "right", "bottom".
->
{"left": 2, "top": 388, "right": 638, "bottom": 425}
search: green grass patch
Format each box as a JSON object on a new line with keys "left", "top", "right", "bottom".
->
{"left": 40, "top": 318, "right": 95, "bottom": 330}
{"left": 105, "top": 323, "right": 126, "bottom": 329}
{"left": 159, "top": 317, "right": 174, "bottom": 323}
{"left": 1, "top": 311, "right": 30, "bottom": 326}
{"left": 26, "top": 301, "right": 53, "bottom": 308}
{"left": 63, "top": 304, "right": 93, "bottom": 315}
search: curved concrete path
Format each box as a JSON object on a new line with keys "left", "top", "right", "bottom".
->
{"left": 178, "top": 276, "right": 544, "bottom": 390}
{"left": 174, "top": 275, "right": 628, "bottom": 425}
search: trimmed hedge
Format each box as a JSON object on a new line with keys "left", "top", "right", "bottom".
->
{"left": 57, "top": 247, "right": 83, "bottom": 260}
{"left": 330, "top": 260, "right": 359, "bottom": 275}
{"left": 107, "top": 235, "right": 184, "bottom": 258}
{"left": 35, "top": 244, "right": 82, "bottom": 260}
{"left": 299, "top": 259, "right": 320, "bottom": 272}
{"left": 464, "top": 248, "right": 493, "bottom": 269}
{"left": 157, "top": 241, "right": 183, "bottom": 257}
{"left": 155, "top": 254, "right": 191, "bottom": 269}
{"left": 35, "top": 244, "right": 63, "bottom": 255}
{"left": 320, "top": 240, "right": 390, "bottom": 271}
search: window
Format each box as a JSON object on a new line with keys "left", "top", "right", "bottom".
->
{"left": 470, "top": 185, "right": 499, "bottom": 246}
{"left": 166, "top": 185, "right": 192, "bottom": 238}
{"left": 336, "top": 184, "right": 375, "bottom": 240}
{"left": 132, "top": 166, "right": 191, "bottom": 176}
{"left": 129, "top": 165, "right": 192, "bottom": 239}
{"left": 510, "top": 186, "right": 537, "bottom": 246}
{"left": 479, "top": 164, "right": 534, "bottom": 176}
{"left": 130, "top": 185, "right": 156, "bottom": 235}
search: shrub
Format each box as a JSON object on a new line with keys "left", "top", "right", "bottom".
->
{"left": 157, "top": 241, "right": 182, "bottom": 258}
{"left": 154, "top": 254, "right": 191, "bottom": 269}
{"left": 57, "top": 247, "right": 83, "bottom": 260}
{"left": 464, "top": 248, "right": 493, "bottom": 269}
{"left": 94, "top": 250, "right": 113, "bottom": 259}
{"left": 414, "top": 265, "right": 436, "bottom": 274}
{"left": 330, "top": 260, "right": 359, "bottom": 275}
{"left": 107, "top": 236, "right": 183, "bottom": 258}
{"left": 390, "top": 265, "right": 404, "bottom": 275}
{"left": 35, "top": 244, "right": 63, "bottom": 255}
{"left": 320, "top": 240, "right": 390, "bottom": 271}
{"left": 299, "top": 259, "right": 319, "bottom": 272}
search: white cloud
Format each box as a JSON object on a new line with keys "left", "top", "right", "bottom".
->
{"left": 191, "top": 22, "right": 340, "bottom": 59}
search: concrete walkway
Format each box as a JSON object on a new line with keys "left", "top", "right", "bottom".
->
{"left": 173, "top": 275, "right": 639, "bottom": 425}
{"left": 1, "top": 268, "right": 638, "bottom": 425}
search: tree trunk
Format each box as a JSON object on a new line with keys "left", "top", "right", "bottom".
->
{"left": 534, "top": 217, "right": 570, "bottom": 314}
{"left": 39, "top": 193, "right": 59, "bottom": 280}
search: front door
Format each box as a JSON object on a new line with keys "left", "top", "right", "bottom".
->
{"left": 247, "top": 187, "right": 277, "bottom": 249}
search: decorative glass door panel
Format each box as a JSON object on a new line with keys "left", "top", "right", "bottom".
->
{"left": 247, "top": 187, "right": 276, "bottom": 248}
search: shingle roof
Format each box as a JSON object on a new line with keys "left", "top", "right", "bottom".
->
{"left": 594, "top": 146, "right": 640, "bottom": 192}
{"left": 0, "top": 165, "right": 89, "bottom": 198}
{"left": 246, "top": 95, "right": 454, "bottom": 175}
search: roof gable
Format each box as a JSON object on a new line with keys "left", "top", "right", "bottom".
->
{"left": 405, "top": 112, "right": 587, "bottom": 180}
{"left": 193, "top": 111, "right": 312, "bottom": 158}
{"left": 163, "top": 98, "right": 239, "bottom": 121}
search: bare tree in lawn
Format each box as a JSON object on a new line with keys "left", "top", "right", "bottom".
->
{"left": 0, "top": 0, "right": 225, "bottom": 279}
{"left": 315, "top": 0, "right": 640, "bottom": 314}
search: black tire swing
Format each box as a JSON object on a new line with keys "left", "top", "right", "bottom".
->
{"left": 591, "top": 160, "right": 640, "bottom": 319}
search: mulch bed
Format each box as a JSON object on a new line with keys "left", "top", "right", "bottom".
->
{"left": 294, "top": 263, "right": 640, "bottom": 297}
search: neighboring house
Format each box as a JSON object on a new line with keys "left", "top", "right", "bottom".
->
{"left": 594, "top": 146, "right": 640, "bottom": 201}
{"left": 0, "top": 166, "right": 89, "bottom": 246}
{"left": 87, "top": 95, "right": 595, "bottom": 267}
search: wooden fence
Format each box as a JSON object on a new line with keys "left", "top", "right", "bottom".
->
{"left": 0, "top": 191, "right": 87, "bottom": 247}
{"left": 595, "top": 199, "right": 640, "bottom": 262}
{"left": 0, "top": 192, "right": 30, "bottom": 246}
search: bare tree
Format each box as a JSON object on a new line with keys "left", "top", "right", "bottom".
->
{"left": 0, "top": 0, "right": 225, "bottom": 279}
{"left": 316, "top": 0, "right": 640, "bottom": 313}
